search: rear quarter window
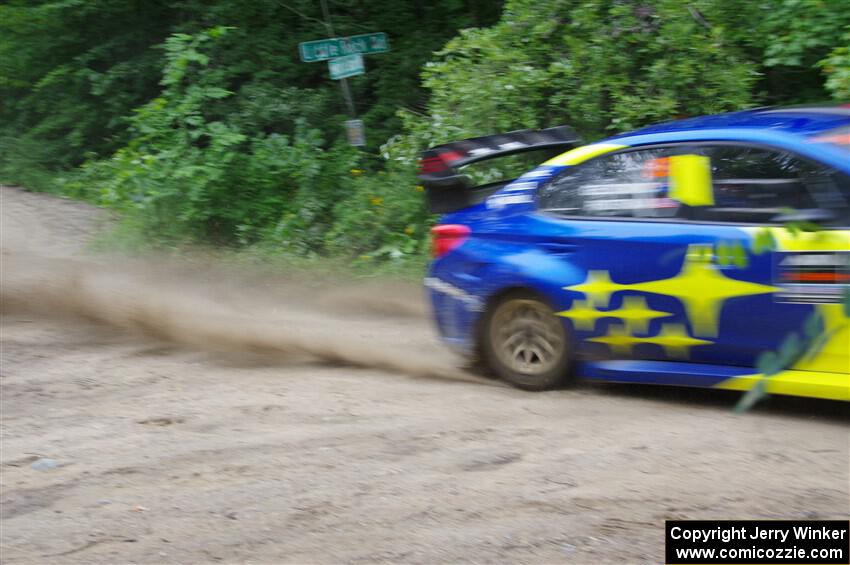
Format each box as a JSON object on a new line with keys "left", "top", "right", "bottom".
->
{"left": 538, "top": 148, "right": 681, "bottom": 218}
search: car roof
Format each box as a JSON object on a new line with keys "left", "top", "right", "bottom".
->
{"left": 608, "top": 105, "right": 850, "bottom": 140}
{"left": 596, "top": 104, "right": 850, "bottom": 173}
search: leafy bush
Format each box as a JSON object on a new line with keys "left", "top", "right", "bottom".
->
{"left": 64, "top": 29, "right": 292, "bottom": 242}
{"left": 5, "top": 1, "right": 848, "bottom": 264}
{"left": 62, "top": 27, "right": 429, "bottom": 259}
{"left": 819, "top": 26, "right": 850, "bottom": 99}
{"left": 323, "top": 167, "right": 428, "bottom": 258}
{"left": 390, "top": 0, "right": 758, "bottom": 159}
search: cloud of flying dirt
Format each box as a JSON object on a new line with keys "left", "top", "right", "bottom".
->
{"left": 0, "top": 252, "right": 479, "bottom": 383}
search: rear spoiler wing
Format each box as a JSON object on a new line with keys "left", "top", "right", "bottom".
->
{"left": 417, "top": 126, "right": 581, "bottom": 213}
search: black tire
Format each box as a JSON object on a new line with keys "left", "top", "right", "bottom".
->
{"left": 481, "top": 291, "right": 573, "bottom": 391}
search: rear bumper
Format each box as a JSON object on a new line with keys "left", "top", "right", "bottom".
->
{"left": 424, "top": 276, "right": 483, "bottom": 357}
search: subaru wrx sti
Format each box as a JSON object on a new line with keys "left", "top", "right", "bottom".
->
{"left": 420, "top": 106, "right": 850, "bottom": 400}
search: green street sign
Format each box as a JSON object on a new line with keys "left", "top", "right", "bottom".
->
{"left": 299, "top": 32, "right": 389, "bottom": 62}
{"left": 299, "top": 38, "right": 343, "bottom": 62}
{"left": 340, "top": 32, "right": 389, "bottom": 56}
{"left": 329, "top": 54, "right": 364, "bottom": 80}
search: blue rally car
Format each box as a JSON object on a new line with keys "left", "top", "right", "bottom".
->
{"left": 419, "top": 105, "right": 850, "bottom": 401}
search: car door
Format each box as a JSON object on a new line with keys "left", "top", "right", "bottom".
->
{"left": 531, "top": 143, "right": 850, "bottom": 371}
{"left": 691, "top": 143, "right": 850, "bottom": 375}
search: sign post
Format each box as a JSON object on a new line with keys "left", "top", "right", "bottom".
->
{"left": 299, "top": 1, "right": 389, "bottom": 146}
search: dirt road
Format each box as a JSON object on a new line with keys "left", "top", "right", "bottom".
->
{"left": 1, "top": 186, "right": 847, "bottom": 564}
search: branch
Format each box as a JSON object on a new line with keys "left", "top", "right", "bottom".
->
{"left": 687, "top": 6, "right": 711, "bottom": 29}
{"left": 277, "top": 1, "right": 328, "bottom": 31}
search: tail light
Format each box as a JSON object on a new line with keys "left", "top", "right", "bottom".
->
{"left": 419, "top": 151, "right": 463, "bottom": 175}
{"left": 780, "top": 272, "right": 850, "bottom": 283}
{"left": 431, "top": 224, "right": 470, "bottom": 258}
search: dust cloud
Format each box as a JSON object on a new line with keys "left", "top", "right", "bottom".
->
{"left": 0, "top": 251, "right": 474, "bottom": 383}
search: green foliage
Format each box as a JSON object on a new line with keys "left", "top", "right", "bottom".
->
{"left": 843, "top": 288, "right": 850, "bottom": 317}
{"left": 717, "top": 0, "right": 850, "bottom": 102}
{"left": 714, "top": 240, "right": 748, "bottom": 268}
{"left": 760, "top": 0, "right": 849, "bottom": 69}
{"left": 66, "top": 28, "right": 327, "bottom": 245}
{"left": 0, "top": 0, "right": 501, "bottom": 178}
{"left": 390, "top": 0, "right": 758, "bottom": 160}
{"left": 818, "top": 26, "right": 850, "bottom": 99}
{"left": 1, "top": 0, "right": 503, "bottom": 257}
{"left": 60, "top": 26, "right": 430, "bottom": 257}
{"left": 323, "top": 168, "right": 429, "bottom": 258}
{"left": 2, "top": 0, "right": 848, "bottom": 261}
{"left": 0, "top": 0, "right": 174, "bottom": 177}
{"left": 751, "top": 229, "right": 778, "bottom": 255}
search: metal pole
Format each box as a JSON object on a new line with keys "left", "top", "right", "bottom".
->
{"left": 338, "top": 77, "right": 356, "bottom": 117}
{"left": 320, "top": 0, "right": 356, "bottom": 118}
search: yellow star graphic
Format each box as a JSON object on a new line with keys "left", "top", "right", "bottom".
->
{"left": 563, "top": 270, "right": 628, "bottom": 308}
{"left": 565, "top": 245, "right": 779, "bottom": 337}
{"left": 587, "top": 324, "right": 635, "bottom": 355}
{"left": 611, "top": 296, "right": 673, "bottom": 334}
{"left": 588, "top": 323, "right": 712, "bottom": 358}
{"left": 557, "top": 295, "right": 672, "bottom": 333}
{"left": 556, "top": 299, "right": 609, "bottom": 331}
{"left": 652, "top": 323, "right": 713, "bottom": 359}
{"left": 628, "top": 244, "right": 779, "bottom": 337}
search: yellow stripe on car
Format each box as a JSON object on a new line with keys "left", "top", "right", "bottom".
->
{"left": 544, "top": 143, "right": 627, "bottom": 166}
{"left": 742, "top": 226, "right": 850, "bottom": 252}
{"left": 716, "top": 369, "right": 850, "bottom": 401}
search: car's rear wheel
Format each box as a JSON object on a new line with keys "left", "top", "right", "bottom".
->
{"left": 482, "top": 292, "right": 573, "bottom": 391}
